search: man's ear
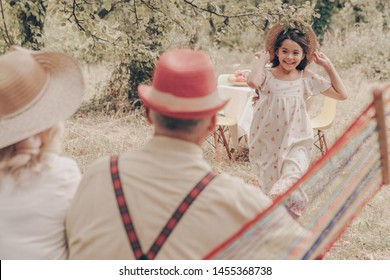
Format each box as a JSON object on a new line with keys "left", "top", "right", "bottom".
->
{"left": 145, "top": 107, "right": 153, "bottom": 124}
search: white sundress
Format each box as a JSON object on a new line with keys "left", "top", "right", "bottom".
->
{"left": 249, "top": 68, "right": 331, "bottom": 216}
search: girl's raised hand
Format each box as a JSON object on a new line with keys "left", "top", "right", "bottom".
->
{"left": 313, "top": 51, "right": 332, "bottom": 68}
{"left": 248, "top": 51, "right": 269, "bottom": 89}
{"left": 255, "top": 51, "right": 270, "bottom": 62}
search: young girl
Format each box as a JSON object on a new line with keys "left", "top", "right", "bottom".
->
{"left": 246, "top": 20, "right": 348, "bottom": 217}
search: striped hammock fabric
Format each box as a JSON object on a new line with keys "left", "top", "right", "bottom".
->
{"left": 204, "top": 85, "right": 390, "bottom": 260}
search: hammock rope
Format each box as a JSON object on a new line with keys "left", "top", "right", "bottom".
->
{"left": 204, "top": 85, "right": 390, "bottom": 260}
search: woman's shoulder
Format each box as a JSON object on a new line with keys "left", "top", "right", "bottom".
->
{"left": 44, "top": 153, "right": 80, "bottom": 173}
{"left": 44, "top": 154, "right": 81, "bottom": 184}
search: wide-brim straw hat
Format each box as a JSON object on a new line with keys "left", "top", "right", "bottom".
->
{"left": 265, "top": 19, "right": 317, "bottom": 63}
{"left": 138, "top": 49, "right": 228, "bottom": 119}
{"left": 0, "top": 46, "right": 84, "bottom": 149}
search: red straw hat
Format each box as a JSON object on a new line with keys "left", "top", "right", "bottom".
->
{"left": 0, "top": 46, "right": 84, "bottom": 149}
{"left": 138, "top": 49, "right": 228, "bottom": 119}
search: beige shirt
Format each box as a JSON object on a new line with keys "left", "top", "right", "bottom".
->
{"left": 66, "top": 136, "right": 305, "bottom": 259}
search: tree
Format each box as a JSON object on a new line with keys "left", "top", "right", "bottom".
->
{"left": 312, "top": 0, "right": 341, "bottom": 40}
{"left": 0, "top": 0, "right": 47, "bottom": 50}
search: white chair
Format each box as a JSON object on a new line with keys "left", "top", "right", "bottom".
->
{"left": 217, "top": 75, "right": 252, "bottom": 144}
{"left": 209, "top": 74, "right": 237, "bottom": 161}
{"left": 310, "top": 96, "right": 337, "bottom": 156}
{"left": 211, "top": 73, "right": 256, "bottom": 161}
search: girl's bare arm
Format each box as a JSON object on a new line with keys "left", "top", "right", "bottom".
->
{"left": 246, "top": 51, "right": 270, "bottom": 89}
{"left": 313, "top": 51, "right": 348, "bottom": 100}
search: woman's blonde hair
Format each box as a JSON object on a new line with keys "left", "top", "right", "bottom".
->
{"left": 0, "top": 123, "right": 64, "bottom": 181}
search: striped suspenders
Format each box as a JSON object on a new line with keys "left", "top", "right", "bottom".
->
{"left": 110, "top": 155, "right": 217, "bottom": 260}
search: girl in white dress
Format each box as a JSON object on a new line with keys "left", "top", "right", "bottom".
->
{"left": 246, "top": 20, "right": 348, "bottom": 217}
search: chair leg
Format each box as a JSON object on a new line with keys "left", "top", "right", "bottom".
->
{"left": 213, "top": 129, "right": 221, "bottom": 162}
{"left": 244, "top": 134, "right": 248, "bottom": 146}
{"left": 322, "top": 132, "right": 328, "bottom": 154}
{"left": 318, "top": 130, "right": 328, "bottom": 156}
{"left": 218, "top": 126, "right": 232, "bottom": 160}
{"left": 211, "top": 124, "right": 234, "bottom": 161}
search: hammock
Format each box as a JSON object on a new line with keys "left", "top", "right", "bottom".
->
{"left": 204, "top": 84, "right": 390, "bottom": 260}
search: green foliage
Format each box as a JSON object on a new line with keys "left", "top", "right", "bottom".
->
{"left": 4, "top": 0, "right": 390, "bottom": 113}
{"left": 208, "top": 0, "right": 317, "bottom": 52}
{"left": 0, "top": 1, "right": 18, "bottom": 52}
{"left": 316, "top": 0, "right": 390, "bottom": 34}
{"left": 0, "top": 0, "right": 316, "bottom": 114}
{"left": 312, "top": 0, "right": 341, "bottom": 40}
{"left": 0, "top": 0, "right": 47, "bottom": 51}
{"left": 39, "top": 0, "right": 316, "bottom": 113}
{"left": 320, "top": 1, "right": 390, "bottom": 80}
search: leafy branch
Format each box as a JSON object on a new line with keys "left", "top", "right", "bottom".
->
{"left": 0, "top": 0, "right": 14, "bottom": 47}
{"left": 139, "top": 0, "right": 185, "bottom": 30}
{"left": 69, "top": 0, "right": 109, "bottom": 45}
{"left": 182, "top": 0, "right": 264, "bottom": 19}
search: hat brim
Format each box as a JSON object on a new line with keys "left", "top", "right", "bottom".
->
{"left": 265, "top": 21, "right": 317, "bottom": 64}
{"left": 0, "top": 47, "right": 84, "bottom": 149}
{"left": 138, "top": 84, "right": 229, "bottom": 119}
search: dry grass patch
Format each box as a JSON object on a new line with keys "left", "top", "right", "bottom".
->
{"left": 64, "top": 111, "right": 151, "bottom": 172}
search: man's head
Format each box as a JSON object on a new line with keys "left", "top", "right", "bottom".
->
{"left": 145, "top": 109, "right": 215, "bottom": 145}
{"left": 138, "top": 49, "right": 228, "bottom": 144}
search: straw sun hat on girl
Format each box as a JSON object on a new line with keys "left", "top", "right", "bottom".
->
{"left": 138, "top": 48, "right": 228, "bottom": 119}
{"left": 0, "top": 46, "right": 84, "bottom": 149}
{"left": 265, "top": 19, "right": 317, "bottom": 63}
